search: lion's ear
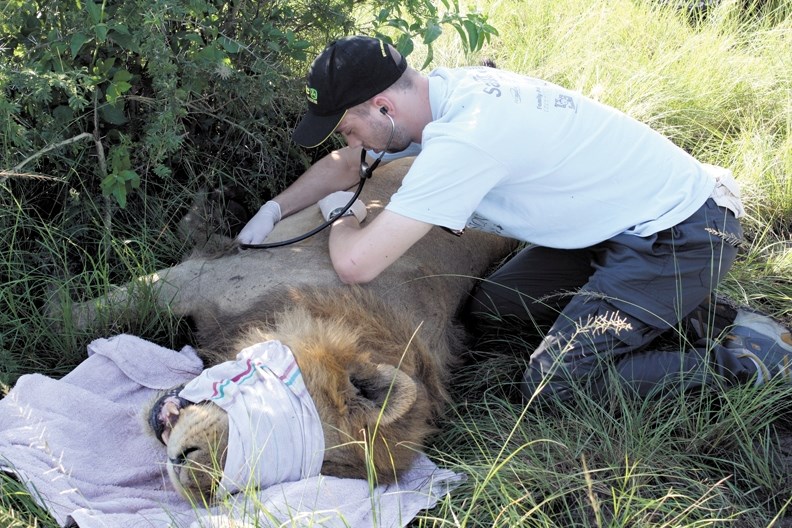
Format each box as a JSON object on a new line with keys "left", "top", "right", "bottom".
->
{"left": 349, "top": 364, "right": 417, "bottom": 426}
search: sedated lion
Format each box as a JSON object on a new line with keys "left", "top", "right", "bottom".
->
{"left": 138, "top": 157, "right": 517, "bottom": 503}
{"left": 149, "top": 285, "right": 461, "bottom": 502}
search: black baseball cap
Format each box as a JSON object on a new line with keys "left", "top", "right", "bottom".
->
{"left": 292, "top": 36, "right": 407, "bottom": 148}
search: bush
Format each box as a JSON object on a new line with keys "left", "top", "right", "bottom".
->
{"left": 0, "top": 0, "right": 497, "bottom": 383}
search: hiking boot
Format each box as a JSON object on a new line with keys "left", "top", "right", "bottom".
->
{"left": 723, "top": 309, "right": 792, "bottom": 385}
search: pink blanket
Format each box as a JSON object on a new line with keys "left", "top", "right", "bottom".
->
{"left": 0, "top": 335, "right": 461, "bottom": 527}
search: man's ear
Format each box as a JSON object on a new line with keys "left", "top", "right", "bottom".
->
{"left": 371, "top": 95, "right": 394, "bottom": 117}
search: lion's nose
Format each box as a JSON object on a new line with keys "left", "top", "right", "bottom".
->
{"left": 169, "top": 446, "right": 199, "bottom": 467}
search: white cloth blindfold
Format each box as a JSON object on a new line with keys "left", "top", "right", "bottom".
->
{"left": 180, "top": 340, "right": 324, "bottom": 495}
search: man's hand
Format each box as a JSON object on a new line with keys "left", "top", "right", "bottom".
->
{"left": 318, "top": 191, "right": 367, "bottom": 223}
{"left": 237, "top": 201, "right": 281, "bottom": 244}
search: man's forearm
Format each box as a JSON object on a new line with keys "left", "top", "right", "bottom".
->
{"left": 273, "top": 146, "right": 361, "bottom": 218}
{"left": 328, "top": 210, "right": 434, "bottom": 285}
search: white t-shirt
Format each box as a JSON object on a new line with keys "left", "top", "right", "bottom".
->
{"left": 384, "top": 67, "right": 717, "bottom": 249}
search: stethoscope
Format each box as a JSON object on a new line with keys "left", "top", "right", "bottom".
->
{"left": 239, "top": 108, "right": 395, "bottom": 250}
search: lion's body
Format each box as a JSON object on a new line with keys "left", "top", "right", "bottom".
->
{"left": 140, "top": 157, "right": 518, "bottom": 502}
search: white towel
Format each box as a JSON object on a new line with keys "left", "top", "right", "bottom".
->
{"left": 179, "top": 340, "right": 324, "bottom": 495}
{"left": 0, "top": 334, "right": 463, "bottom": 528}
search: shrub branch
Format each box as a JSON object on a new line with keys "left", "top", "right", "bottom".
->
{"left": 11, "top": 132, "right": 94, "bottom": 173}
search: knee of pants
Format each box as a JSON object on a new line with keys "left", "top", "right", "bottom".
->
{"left": 519, "top": 309, "right": 659, "bottom": 404}
{"left": 518, "top": 333, "right": 591, "bottom": 404}
{"left": 519, "top": 362, "right": 578, "bottom": 405}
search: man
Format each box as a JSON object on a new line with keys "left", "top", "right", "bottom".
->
{"left": 238, "top": 35, "right": 792, "bottom": 403}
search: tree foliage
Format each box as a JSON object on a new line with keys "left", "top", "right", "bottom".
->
{"left": 1, "top": 0, "right": 496, "bottom": 214}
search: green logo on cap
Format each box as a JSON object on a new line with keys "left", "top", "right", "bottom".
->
{"left": 305, "top": 86, "right": 318, "bottom": 105}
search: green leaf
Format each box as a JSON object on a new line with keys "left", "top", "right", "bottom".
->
{"left": 112, "top": 185, "right": 128, "bottom": 208}
{"left": 420, "top": 44, "right": 434, "bottom": 70}
{"left": 386, "top": 18, "right": 410, "bottom": 32}
{"left": 153, "top": 164, "right": 172, "bottom": 179}
{"left": 52, "top": 41, "right": 68, "bottom": 55}
{"left": 423, "top": 22, "right": 442, "bottom": 45}
{"left": 86, "top": 0, "right": 102, "bottom": 25}
{"left": 94, "top": 57, "right": 115, "bottom": 75}
{"left": 463, "top": 19, "right": 478, "bottom": 51}
{"left": 376, "top": 8, "right": 391, "bottom": 23}
{"left": 110, "top": 22, "right": 130, "bottom": 35}
{"left": 115, "top": 81, "right": 132, "bottom": 93}
{"left": 113, "top": 69, "right": 132, "bottom": 83}
{"left": 422, "top": 1, "right": 438, "bottom": 18}
{"left": 70, "top": 32, "right": 91, "bottom": 59}
{"left": 106, "top": 81, "right": 131, "bottom": 104}
{"left": 101, "top": 164, "right": 139, "bottom": 208}
{"left": 52, "top": 105, "right": 74, "bottom": 124}
{"left": 184, "top": 33, "right": 204, "bottom": 44}
{"left": 100, "top": 174, "right": 115, "bottom": 194}
{"left": 196, "top": 45, "right": 226, "bottom": 63}
{"left": 219, "top": 36, "right": 240, "bottom": 53}
{"left": 108, "top": 144, "right": 132, "bottom": 171}
{"left": 119, "top": 169, "right": 140, "bottom": 190}
{"left": 452, "top": 24, "right": 467, "bottom": 50}
{"left": 95, "top": 23, "right": 108, "bottom": 43}
{"left": 395, "top": 34, "right": 414, "bottom": 57}
{"left": 108, "top": 30, "right": 136, "bottom": 51}
{"left": 101, "top": 174, "right": 126, "bottom": 207}
{"left": 99, "top": 103, "right": 127, "bottom": 125}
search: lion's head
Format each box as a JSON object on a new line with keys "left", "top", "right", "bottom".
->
{"left": 147, "top": 291, "right": 439, "bottom": 504}
{"left": 148, "top": 389, "right": 229, "bottom": 502}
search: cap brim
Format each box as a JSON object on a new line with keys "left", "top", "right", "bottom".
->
{"left": 292, "top": 109, "right": 346, "bottom": 148}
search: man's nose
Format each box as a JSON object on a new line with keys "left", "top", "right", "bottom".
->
{"left": 341, "top": 133, "right": 361, "bottom": 148}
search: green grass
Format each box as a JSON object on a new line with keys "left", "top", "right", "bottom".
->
{"left": 2, "top": 0, "right": 791, "bottom": 526}
{"left": 414, "top": 351, "right": 792, "bottom": 527}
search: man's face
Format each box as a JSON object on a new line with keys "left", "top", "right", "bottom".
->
{"left": 336, "top": 106, "right": 410, "bottom": 153}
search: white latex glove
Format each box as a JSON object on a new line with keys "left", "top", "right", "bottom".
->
{"left": 237, "top": 200, "right": 281, "bottom": 244}
{"left": 318, "top": 191, "right": 367, "bottom": 223}
{"left": 703, "top": 163, "right": 745, "bottom": 219}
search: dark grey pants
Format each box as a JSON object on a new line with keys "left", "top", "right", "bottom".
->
{"left": 463, "top": 198, "right": 753, "bottom": 402}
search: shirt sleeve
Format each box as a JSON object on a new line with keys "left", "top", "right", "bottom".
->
{"left": 385, "top": 139, "right": 508, "bottom": 230}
